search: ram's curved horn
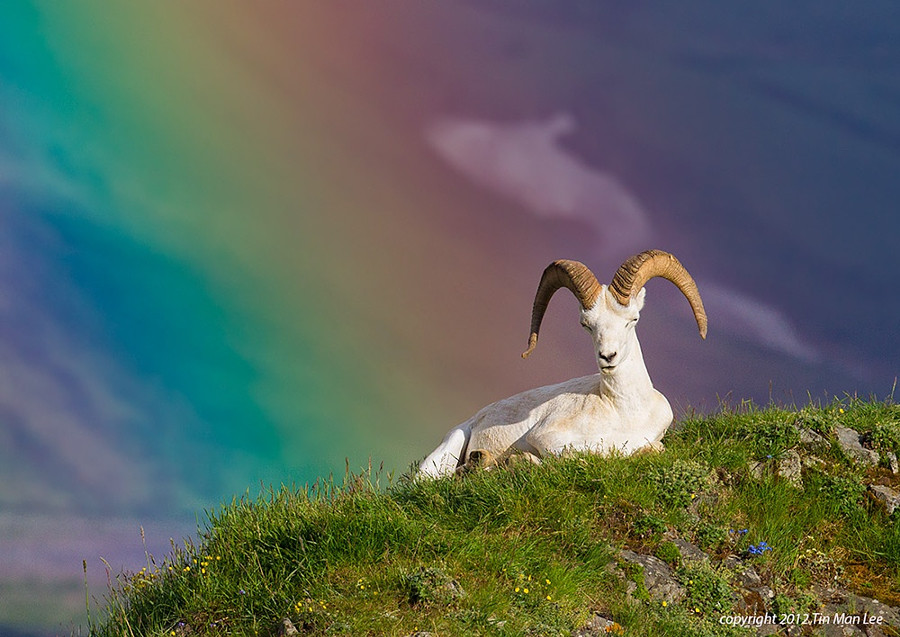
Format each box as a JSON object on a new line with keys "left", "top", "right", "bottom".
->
{"left": 522, "top": 260, "right": 601, "bottom": 358}
{"left": 609, "top": 249, "right": 707, "bottom": 339}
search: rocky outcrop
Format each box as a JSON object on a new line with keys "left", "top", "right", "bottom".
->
{"left": 869, "top": 484, "right": 900, "bottom": 515}
{"left": 747, "top": 422, "right": 899, "bottom": 493}
{"left": 607, "top": 534, "right": 900, "bottom": 637}
{"left": 573, "top": 613, "right": 624, "bottom": 636}
{"left": 835, "top": 426, "right": 880, "bottom": 467}
{"left": 619, "top": 549, "right": 685, "bottom": 603}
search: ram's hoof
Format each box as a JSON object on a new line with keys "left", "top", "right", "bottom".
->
{"left": 460, "top": 449, "right": 496, "bottom": 473}
{"left": 495, "top": 447, "right": 542, "bottom": 468}
{"left": 636, "top": 441, "right": 665, "bottom": 455}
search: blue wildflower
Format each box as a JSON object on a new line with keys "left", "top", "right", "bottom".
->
{"left": 747, "top": 541, "right": 772, "bottom": 555}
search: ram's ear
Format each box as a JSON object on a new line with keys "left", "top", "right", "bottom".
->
{"left": 633, "top": 287, "right": 647, "bottom": 311}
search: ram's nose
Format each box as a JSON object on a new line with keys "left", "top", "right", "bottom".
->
{"left": 598, "top": 351, "right": 618, "bottom": 364}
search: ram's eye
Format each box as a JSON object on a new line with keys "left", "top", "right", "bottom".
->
{"left": 581, "top": 322, "right": 592, "bottom": 332}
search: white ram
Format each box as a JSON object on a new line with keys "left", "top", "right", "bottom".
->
{"left": 418, "top": 250, "right": 707, "bottom": 478}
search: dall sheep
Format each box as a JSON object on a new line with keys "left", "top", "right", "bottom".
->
{"left": 418, "top": 249, "right": 707, "bottom": 478}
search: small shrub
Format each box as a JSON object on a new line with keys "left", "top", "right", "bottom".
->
{"left": 695, "top": 523, "right": 728, "bottom": 551}
{"left": 795, "top": 405, "right": 841, "bottom": 437}
{"left": 795, "top": 546, "right": 843, "bottom": 587}
{"left": 743, "top": 411, "right": 800, "bottom": 457}
{"left": 634, "top": 514, "right": 668, "bottom": 540}
{"left": 650, "top": 459, "right": 710, "bottom": 507}
{"left": 818, "top": 474, "right": 866, "bottom": 515}
{"left": 524, "top": 622, "right": 566, "bottom": 637}
{"left": 865, "top": 420, "right": 900, "bottom": 456}
{"left": 678, "top": 562, "right": 734, "bottom": 615}
{"left": 401, "top": 566, "right": 464, "bottom": 606}
{"left": 772, "top": 591, "right": 818, "bottom": 616}
{"left": 654, "top": 541, "right": 681, "bottom": 567}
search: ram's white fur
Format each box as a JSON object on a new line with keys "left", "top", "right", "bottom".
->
{"left": 418, "top": 285, "right": 673, "bottom": 478}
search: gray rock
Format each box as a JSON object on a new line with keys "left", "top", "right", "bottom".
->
{"left": 843, "top": 593, "right": 900, "bottom": 628}
{"left": 886, "top": 452, "right": 899, "bottom": 474}
{"left": 619, "top": 549, "right": 685, "bottom": 603}
{"left": 823, "top": 625, "right": 865, "bottom": 636}
{"left": 835, "top": 426, "right": 880, "bottom": 467}
{"left": 736, "top": 586, "right": 769, "bottom": 615}
{"left": 777, "top": 450, "right": 803, "bottom": 488}
{"left": 670, "top": 537, "right": 709, "bottom": 563}
{"left": 822, "top": 603, "right": 869, "bottom": 635}
{"left": 821, "top": 595, "right": 900, "bottom": 636}
{"left": 575, "top": 613, "right": 622, "bottom": 636}
{"left": 278, "top": 618, "right": 299, "bottom": 636}
{"left": 757, "top": 585, "right": 775, "bottom": 600}
{"left": 624, "top": 579, "right": 638, "bottom": 597}
{"left": 870, "top": 484, "right": 900, "bottom": 515}
{"left": 723, "top": 551, "right": 769, "bottom": 612}
{"left": 802, "top": 455, "right": 827, "bottom": 470}
{"left": 736, "top": 565, "right": 763, "bottom": 589}
{"left": 800, "top": 428, "right": 828, "bottom": 446}
{"left": 749, "top": 460, "right": 767, "bottom": 480}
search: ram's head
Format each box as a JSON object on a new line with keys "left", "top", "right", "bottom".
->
{"left": 522, "top": 250, "right": 708, "bottom": 373}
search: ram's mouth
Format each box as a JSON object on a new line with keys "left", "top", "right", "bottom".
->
{"left": 600, "top": 364, "right": 617, "bottom": 373}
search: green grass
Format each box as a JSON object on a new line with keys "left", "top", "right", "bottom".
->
{"left": 85, "top": 399, "right": 900, "bottom": 636}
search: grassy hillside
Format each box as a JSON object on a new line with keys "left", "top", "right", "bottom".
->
{"left": 84, "top": 399, "right": 900, "bottom": 636}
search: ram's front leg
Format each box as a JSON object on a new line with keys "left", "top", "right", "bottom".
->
{"left": 497, "top": 446, "right": 543, "bottom": 468}
{"left": 523, "top": 424, "right": 581, "bottom": 460}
